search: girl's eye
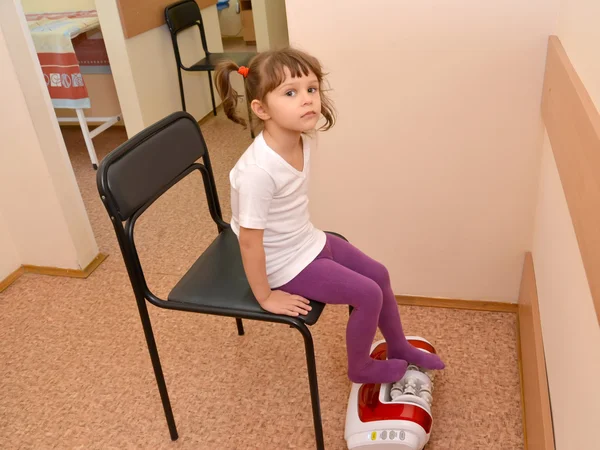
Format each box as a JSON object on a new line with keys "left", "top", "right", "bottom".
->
{"left": 308, "top": 87, "right": 318, "bottom": 93}
{"left": 285, "top": 90, "right": 296, "bottom": 97}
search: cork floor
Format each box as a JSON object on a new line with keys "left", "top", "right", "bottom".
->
{"left": 0, "top": 112, "right": 524, "bottom": 449}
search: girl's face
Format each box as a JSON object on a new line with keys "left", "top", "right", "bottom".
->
{"left": 252, "top": 67, "right": 322, "bottom": 133}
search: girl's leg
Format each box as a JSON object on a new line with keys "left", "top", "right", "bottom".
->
{"left": 326, "top": 234, "right": 445, "bottom": 370}
{"left": 279, "top": 258, "right": 408, "bottom": 384}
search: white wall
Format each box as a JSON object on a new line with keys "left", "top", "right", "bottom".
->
{"left": 97, "top": 2, "right": 223, "bottom": 137}
{"left": 265, "top": 0, "right": 288, "bottom": 50}
{"left": 252, "top": 0, "right": 288, "bottom": 52}
{"left": 0, "top": 0, "right": 98, "bottom": 273}
{"left": 532, "top": 0, "right": 600, "bottom": 448}
{"left": 251, "top": 0, "right": 270, "bottom": 52}
{"left": 557, "top": 0, "right": 600, "bottom": 106}
{"left": 0, "top": 211, "right": 20, "bottom": 280}
{"left": 285, "top": 0, "right": 559, "bottom": 302}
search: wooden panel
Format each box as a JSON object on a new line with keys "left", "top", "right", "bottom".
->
{"left": 116, "top": 0, "right": 217, "bottom": 39}
{"left": 542, "top": 35, "right": 600, "bottom": 324}
{"left": 396, "top": 295, "right": 518, "bottom": 313}
{"left": 518, "top": 253, "right": 555, "bottom": 450}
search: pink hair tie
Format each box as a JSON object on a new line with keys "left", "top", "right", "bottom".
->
{"left": 238, "top": 66, "right": 249, "bottom": 78}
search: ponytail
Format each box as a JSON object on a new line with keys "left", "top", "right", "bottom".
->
{"left": 215, "top": 61, "right": 247, "bottom": 127}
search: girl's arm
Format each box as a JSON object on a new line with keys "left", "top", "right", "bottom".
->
{"left": 238, "top": 226, "right": 271, "bottom": 302}
{"left": 239, "top": 226, "right": 312, "bottom": 317}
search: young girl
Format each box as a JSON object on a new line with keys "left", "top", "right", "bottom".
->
{"left": 215, "top": 48, "right": 444, "bottom": 384}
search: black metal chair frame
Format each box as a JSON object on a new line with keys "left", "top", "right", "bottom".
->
{"left": 165, "top": 0, "right": 255, "bottom": 138}
{"left": 97, "top": 111, "right": 341, "bottom": 449}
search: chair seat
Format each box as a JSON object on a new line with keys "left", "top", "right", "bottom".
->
{"left": 185, "top": 52, "right": 255, "bottom": 72}
{"left": 168, "top": 227, "right": 325, "bottom": 325}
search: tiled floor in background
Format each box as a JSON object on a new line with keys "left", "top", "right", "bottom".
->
{"left": 0, "top": 112, "right": 524, "bottom": 449}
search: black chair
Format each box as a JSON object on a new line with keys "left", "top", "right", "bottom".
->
{"left": 165, "top": 0, "right": 256, "bottom": 134}
{"left": 97, "top": 111, "right": 345, "bottom": 449}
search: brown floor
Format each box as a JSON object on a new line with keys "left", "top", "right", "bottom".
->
{"left": 223, "top": 37, "right": 257, "bottom": 53}
{"left": 0, "top": 112, "right": 524, "bottom": 449}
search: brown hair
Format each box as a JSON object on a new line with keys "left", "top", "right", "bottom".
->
{"left": 215, "top": 48, "right": 336, "bottom": 131}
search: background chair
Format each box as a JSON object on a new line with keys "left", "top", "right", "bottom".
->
{"left": 165, "top": 0, "right": 256, "bottom": 137}
{"left": 97, "top": 111, "right": 345, "bottom": 449}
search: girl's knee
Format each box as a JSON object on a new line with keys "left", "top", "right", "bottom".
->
{"left": 371, "top": 261, "right": 391, "bottom": 288}
{"left": 352, "top": 279, "right": 383, "bottom": 312}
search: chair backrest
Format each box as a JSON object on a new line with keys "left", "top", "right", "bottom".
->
{"left": 165, "top": 0, "right": 209, "bottom": 65}
{"left": 97, "top": 111, "right": 225, "bottom": 303}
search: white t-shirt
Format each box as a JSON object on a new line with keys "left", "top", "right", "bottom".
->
{"left": 229, "top": 132, "right": 326, "bottom": 288}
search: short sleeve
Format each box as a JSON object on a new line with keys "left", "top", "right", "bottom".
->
{"left": 235, "top": 165, "right": 276, "bottom": 229}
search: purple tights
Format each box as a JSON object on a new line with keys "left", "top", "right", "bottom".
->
{"left": 278, "top": 233, "right": 444, "bottom": 384}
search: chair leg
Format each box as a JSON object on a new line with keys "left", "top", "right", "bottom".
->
{"left": 292, "top": 321, "right": 325, "bottom": 450}
{"left": 207, "top": 71, "right": 217, "bottom": 116}
{"left": 136, "top": 299, "right": 178, "bottom": 441}
{"left": 177, "top": 67, "right": 186, "bottom": 112}
{"left": 236, "top": 318, "right": 245, "bottom": 336}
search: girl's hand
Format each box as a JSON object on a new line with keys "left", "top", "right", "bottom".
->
{"left": 260, "top": 290, "right": 312, "bottom": 317}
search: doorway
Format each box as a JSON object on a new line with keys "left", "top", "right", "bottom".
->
{"left": 22, "top": 0, "right": 126, "bottom": 171}
{"left": 217, "top": 0, "right": 289, "bottom": 53}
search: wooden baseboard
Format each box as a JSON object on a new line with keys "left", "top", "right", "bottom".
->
{"left": 22, "top": 253, "right": 107, "bottom": 278}
{"left": 0, "top": 266, "right": 25, "bottom": 293}
{"left": 517, "top": 253, "right": 555, "bottom": 450}
{"left": 515, "top": 312, "right": 528, "bottom": 449}
{"left": 396, "top": 277, "right": 551, "bottom": 449}
{"left": 0, "top": 253, "right": 107, "bottom": 293}
{"left": 396, "top": 295, "right": 518, "bottom": 313}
